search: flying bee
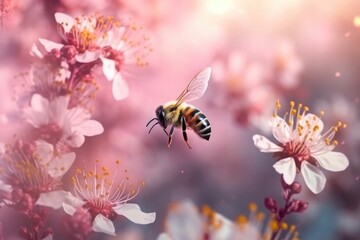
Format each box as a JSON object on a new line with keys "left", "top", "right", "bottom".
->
{"left": 146, "top": 67, "right": 212, "bottom": 148}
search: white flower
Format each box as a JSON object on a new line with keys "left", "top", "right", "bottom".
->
{"left": 253, "top": 101, "right": 349, "bottom": 194}
{"left": 157, "top": 200, "right": 235, "bottom": 240}
{"left": 23, "top": 93, "right": 104, "bottom": 148}
{"left": 61, "top": 160, "right": 156, "bottom": 236}
{"left": 55, "top": 12, "right": 151, "bottom": 101}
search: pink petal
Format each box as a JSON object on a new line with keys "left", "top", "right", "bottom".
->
{"left": 54, "top": 12, "right": 75, "bottom": 32}
{"left": 76, "top": 50, "right": 101, "bottom": 63}
{"left": 38, "top": 38, "right": 64, "bottom": 52}
{"left": 273, "top": 157, "right": 296, "bottom": 185}
{"left": 66, "top": 107, "right": 91, "bottom": 127}
{"left": 73, "top": 120, "right": 104, "bottom": 136}
{"left": 49, "top": 95, "right": 69, "bottom": 126}
{"left": 42, "top": 235, "right": 53, "bottom": 240}
{"left": 36, "top": 190, "right": 66, "bottom": 209}
{"left": 252, "top": 135, "right": 283, "bottom": 153}
{"left": 47, "top": 152, "right": 76, "bottom": 178}
{"left": 113, "top": 203, "right": 156, "bottom": 225}
{"left": 67, "top": 132, "right": 85, "bottom": 148}
{"left": 0, "top": 180, "right": 13, "bottom": 193}
{"left": 314, "top": 151, "right": 349, "bottom": 172}
{"left": 31, "top": 94, "right": 49, "bottom": 112}
{"left": 92, "top": 214, "right": 116, "bottom": 236}
{"left": 101, "top": 57, "right": 117, "bottom": 80}
{"left": 35, "top": 140, "right": 54, "bottom": 164}
{"left": 301, "top": 161, "right": 326, "bottom": 194}
{"left": 112, "top": 73, "right": 129, "bottom": 101}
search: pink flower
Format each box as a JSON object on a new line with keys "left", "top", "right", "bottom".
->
{"left": 0, "top": 140, "right": 75, "bottom": 210}
{"left": 61, "top": 160, "right": 156, "bottom": 236}
{"left": 54, "top": 12, "right": 151, "bottom": 100}
{"left": 23, "top": 93, "right": 104, "bottom": 148}
{"left": 253, "top": 101, "right": 349, "bottom": 194}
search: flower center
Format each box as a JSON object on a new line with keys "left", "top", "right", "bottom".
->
{"left": 84, "top": 201, "right": 117, "bottom": 220}
{"left": 37, "top": 123, "right": 63, "bottom": 144}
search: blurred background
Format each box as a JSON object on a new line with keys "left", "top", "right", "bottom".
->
{"left": 1, "top": 0, "right": 360, "bottom": 239}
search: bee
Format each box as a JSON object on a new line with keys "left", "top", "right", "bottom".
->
{"left": 146, "top": 67, "right": 212, "bottom": 148}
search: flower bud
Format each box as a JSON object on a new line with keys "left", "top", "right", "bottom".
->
{"left": 290, "top": 182, "right": 302, "bottom": 194}
{"left": 264, "top": 197, "right": 278, "bottom": 213}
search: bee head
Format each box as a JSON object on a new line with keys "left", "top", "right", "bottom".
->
{"left": 156, "top": 105, "right": 167, "bottom": 128}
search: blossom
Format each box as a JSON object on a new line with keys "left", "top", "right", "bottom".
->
{"left": 0, "top": 140, "right": 75, "bottom": 210}
{"left": 54, "top": 12, "right": 151, "bottom": 100}
{"left": 23, "top": 93, "right": 104, "bottom": 148}
{"left": 61, "top": 160, "right": 156, "bottom": 236}
{"left": 157, "top": 200, "right": 235, "bottom": 240}
{"left": 253, "top": 101, "right": 349, "bottom": 193}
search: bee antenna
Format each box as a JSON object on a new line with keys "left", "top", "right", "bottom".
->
{"left": 146, "top": 118, "right": 158, "bottom": 127}
{"left": 148, "top": 122, "right": 159, "bottom": 134}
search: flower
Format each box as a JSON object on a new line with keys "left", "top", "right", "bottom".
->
{"left": 0, "top": 140, "right": 75, "bottom": 210}
{"left": 54, "top": 12, "right": 151, "bottom": 100}
{"left": 61, "top": 160, "right": 156, "bottom": 236}
{"left": 253, "top": 101, "right": 349, "bottom": 194}
{"left": 157, "top": 201, "right": 300, "bottom": 240}
{"left": 23, "top": 93, "right": 104, "bottom": 148}
{"left": 157, "top": 200, "right": 235, "bottom": 240}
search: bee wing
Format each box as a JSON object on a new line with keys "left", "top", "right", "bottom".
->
{"left": 174, "top": 67, "right": 211, "bottom": 107}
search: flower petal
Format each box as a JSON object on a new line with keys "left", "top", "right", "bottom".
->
{"left": 301, "top": 161, "right": 326, "bottom": 194}
{"left": 54, "top": 12, "right": 75, "bottom": 32}
{"left": 30, "top": 42, "right": 43, "bottom": 58}
{"left": 113, "top": 203, "right": 156, "bottom": 225}
{"left": 67, "top": 132, "right": 85, "bottom": 148}
{"left": 101, "top": 57, "right": 117, "bottom": 80}
{"left": 73, "top": 120, "right": 104, "bottom": 137}
{"left": 0, "top": 180, "right": 13, "bottom": 193}
{"left": 62, "top": 192, "right": 85, "bottom": 215}
{"left": 157, "top": 233, "right": 172, "bottom": 240}
{"left": 76, "top": 50, "right": 101, "bottom": 63}
{"left": 47, "top": 152, "right": 76, "bottom": 178}
{"left": 314, "top": 151, "right": 349, "bottom": 172}
{"left": 36, "top": 190, "right": 66, "bottom": 209}
{"left": 35, "top": 140, "right": 54, "bottom": 165}
{"left": 92, "top": 214, "right": 116, "bottom": 236}
{"left": 273, "top": 157, "right": 296, "bottom": 184}
{"left": 252, "top": 135, "right": 283, "bottom": 153}
{"left": 38, "top": 38, "right": 64, "bottom": 52}
{"left": 271, "top": 116, "right": 291, "bottom": 143}
{"left": 112, "top": 73, "right": 129, "bottom": 101}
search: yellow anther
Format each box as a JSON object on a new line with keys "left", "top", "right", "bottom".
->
{"left": 248, "top": 202, "right": 257, "bottom": 212}
{"left": 325, "top": 138, "right": 330, "bottom": 145}
{"left": 290, "top": 101, "right": 295, "bottom": 107}
{"left": 276, "top": 100, "right": 281, "bottom": 109}
{"left": 256, "top": 212, "right": 265, "bottom": 221}
{"left": 313, "top": 125, "right": 320, "bottom": 131}
{"left": 320, "top": 110, "right": 325, "bottom": 116}
{"left": 270, "top": 220, "right": 279, "bottom": 231}
{"left": 291, "top": 109, "right": 297, "bottom": 115}
{"left": 281, "top": 222, "right": 288, "bottom": 229}
{"left": 236, "top": 215, "right": 248, "bottom": 225}
{"left": 290, "top": 225, "right": 296, "bottom": 232}
{"left": 76, "top": 168, "right": 82, "bottom": 174}
{"left": 343, "top": 123, "right": 347, "bottom": 128}
{"left": 333, "top": 140, "right": 338, "bottom": 146}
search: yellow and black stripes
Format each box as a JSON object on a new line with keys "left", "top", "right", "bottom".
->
{"left": 182, "top": 106, "right": 211, "bottom": 140}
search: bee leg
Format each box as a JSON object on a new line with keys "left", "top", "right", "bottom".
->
{"left": 167, "top": 126, "right": 174, "bottom": 148}
{"left": 181, "top": 115, "right": 192, "bottom": 149}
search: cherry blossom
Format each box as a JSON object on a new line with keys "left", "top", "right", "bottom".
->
{"left": 23, "top": 93, "right": 104, "bottom": 148}
{"left": 253, "top": 101, "right": 349, "bottom": 193}
{"left": 61, "top": 160, "right": 156, "bottom": 236}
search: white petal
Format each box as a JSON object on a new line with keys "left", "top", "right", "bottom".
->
{"left": 31, "top": 93, "right": 50, "bottom": 112}
{"left": 113, "top": 203, "right": 156, "bottom": 225}
{"left": 271, "top": 116, "right": 291, "bottom": 143}
{"left": 47, "top": 152, "right": 76, "bottom": 178}
{"left": 42, "top": 235, "right": 53, "bottom": 240}
{"left": 76, "top": 50, "right": 101, "bottom": 63}
{"left": 35, "top": 140, "right": 54, "bottom": 164}
{"left": 0, "top": 180, "right": 13, "bottom": 193}
{"left": 314, "top": 151, "right": 349, "bottom": 172}
{"left": 92, "top": 214, "right": 116, "bottom": 236}
{"left": 38, "top": 38, "right": 64, "bottom": 52}
{"left": 252, "top": 135, "right": 283, "bottom": 153}
{"left": 36, "top": 190, "right": 66, "bottom": 209}
{"left": 54, "top": 12, "right": 75, "bottom": 32}
{"left": 273, "top": 157, "right": 296, "bottom": 184}
{"left": 101, "top": 57, "right": 117, "bottom": 80}
{"left": 73, "top": 120, "right": 104, "bottom": 137}
{"left": 49, "top": 95, "right": 69, "bottom": 126}
{"left": 301, "top": 161, "right": 326, "bottom": 194}
{"left": 62, "top": 192, "right": 85, "bottom": 215}
{"left": 30, "top": 42, "right": 43, "bottom": 58}
{"left": 112, "top": 73, "right": 129, "bottom": 101}
{"left": 68, "top": 132, "right": 85, "bottom": 148}
{"left": 157, "top": 233, "right": 172, "bottom": 240}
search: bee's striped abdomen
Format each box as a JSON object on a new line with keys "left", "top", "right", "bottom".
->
{"left": 183, "top": 106, "right": 211, "bottom": 140}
